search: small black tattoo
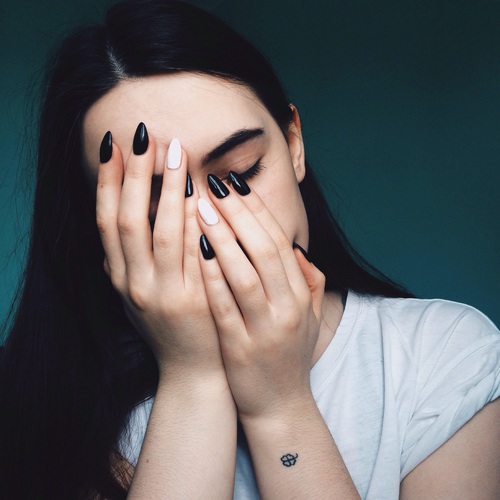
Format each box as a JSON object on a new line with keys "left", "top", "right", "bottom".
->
{"left": 280, "top": 453, "right": 298, "bottom": 467}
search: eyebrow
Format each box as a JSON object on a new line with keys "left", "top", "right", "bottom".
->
{"left": 201, "top": 128, "right": 265, "bottom": 166}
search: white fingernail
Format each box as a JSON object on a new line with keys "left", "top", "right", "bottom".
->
{"left": 198, "top": 198, "right": 219, "bottom": 225}
{"left": 167, "top": 138, "right": 182, "bottom": 169}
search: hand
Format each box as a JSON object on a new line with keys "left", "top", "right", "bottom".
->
{"left": 197, "top": 173, "right": 325, "bottom": 420}
{"left": 95, "top": 126, "right": 223, "bottom": 379}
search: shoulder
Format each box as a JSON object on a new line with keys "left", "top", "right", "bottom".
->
{"left": 357, "top": 293, "right": 499, "bottom": 356}
{"left": 365, "top": 293, "right": 497, "bottom": 329}
{"left": 339, "top": 292, "right": 500, "bottom": 396}
{"left": 358, "top": 293, "right": 500, "bottom": 401}
{"left": 351, "top": 293, "right": 500, "bottom": 477}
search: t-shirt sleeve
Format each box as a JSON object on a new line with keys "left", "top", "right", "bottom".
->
{"left": 400, "top": 302, "right": 500, "bottom": 478}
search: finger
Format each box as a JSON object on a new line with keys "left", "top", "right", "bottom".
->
{"left": 95, "top": 133, "right": 126, "bottom": 287}
{"left": 183, "top": 177, "right": 203, "bottom": 281}
{"left": 117, "top": 122, "right": 155, "bottom": 280}
{"left": 205, "top": 175, "right": 296, "bottom": 306}
{"left": 228, "top": 172, "right": 308, "bottom": 294}
{"left": 153, "top": 138, "right": 187, "bottom": 281}
{"left": 198, "top": 234, "right": 248, "bottom": 347}
{"left": 197, "top": 197, "right": 269, "bottom": 316}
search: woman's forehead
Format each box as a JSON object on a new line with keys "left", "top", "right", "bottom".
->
{"left": 83, "top": 73, "right": 270, "bottom": 170}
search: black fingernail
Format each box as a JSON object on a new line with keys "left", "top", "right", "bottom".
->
{"left": 200, "top": 234, "right": 215, "bottom": 260}
{"left": 99, "top": 131, "right": 113, "bottom": 163}
{"left": 185, "top": 173, "right": 193, "bottom": 198}
{"left": 228, "top": 171, "right": 251, "bottom": 196}
{"left": 207, "top": 174, "right": 229, "bottom": 199}
{"left": 293, "top": 242, "right": 310, "bottom": 261}
{"left": 133, "top": 122, "right": 149, "bottom": 155}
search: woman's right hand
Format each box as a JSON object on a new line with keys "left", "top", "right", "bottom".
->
{"left": 95, "top": 124, "right": 222, "bottom": 380}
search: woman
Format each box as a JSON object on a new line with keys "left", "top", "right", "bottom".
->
{"left": 0, "top": 0, "right": 498, "bottom": 498}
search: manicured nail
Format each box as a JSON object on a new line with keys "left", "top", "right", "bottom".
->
{"left": 198, "top": 198, "right": 219, "bottom": 225}
{"left": 229, "top": 171, "right": 251, "bottom": 196}
{"left": 133, "top": 122, "right": 149, "bottom": 155}
{"left": 293, "top": 242, "right": 310, "bottom": 261}
{"left": 99, "top": 131, "right": 113, "bottom": 163}
{"left": 185, "top": 173, "right": 193, "bottom": 197}
{"left": 207, "top": 174, "right": 230, "bottom": 199}
{"left": 200, "top": 234, "right": 215, "bottom": 260}
{"left": 167, "top": 138, "right": 182, "bottom": 169}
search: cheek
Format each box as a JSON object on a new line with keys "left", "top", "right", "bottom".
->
{"left": 256, "top": 181, "right": 306, "bottom": 242}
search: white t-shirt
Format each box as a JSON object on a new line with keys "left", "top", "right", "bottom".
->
{"left": 118, "top": 291, "right": 500, "bottom": 499}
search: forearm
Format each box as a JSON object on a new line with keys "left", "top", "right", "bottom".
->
{"left": 241, "top": 395, "right": 360, "bottom": 500}
{"left": 128, "top": 372, "right": 237, "bottom": 499}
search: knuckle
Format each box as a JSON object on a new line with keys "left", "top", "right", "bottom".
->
{"left": 251, "top": 196, "right": 266, "bottom": 216}
{"left": 153, "top": 228, "right": 171, "bottom": 249}
{"left": 280, "top": 307, "right": 301, "bottom": 330}
{"left": 124, "top": 162, "right": 149, "bottom": 180}
{"left": 219, "top": 334, "right": 251, "bottom": 363}
{"left": 258, "top": 241, "right": 278, "bottom": 262}
{"left": 293, "top": 287, "right": 307, "bottom": 304}
{"left": 203, "top": 268, "right": 222, "bottom": 286}
{"left": 217, "top": 232, "right": 235, "bottom": 249}
{"left": 274, "top": 232, "right": 291, "bottom": 253}
{"left": 234, "top": 275, "right": 261, "bottom": 295}
{"left": 184, "top": 240, "right": 199, "bottom": 259}
{"left": 212, "top": 299, "right": 235, "bottom": 320}
{"left": 109, "top": 272, "right": 126, "bottom": 294}
{"left": 117, "top": 213, "right": 140, "bottom": 236}
{"left": 127, "top": 282, "right": 149, "bottom": 311}
{"left": 227, "top": 201, "right": 247, "bottom": 219}
{"left": 223, "top": 344, "right": 248, "bottom": 366}
{"left": 96, "top": 213, "right": 115, "bottom": 236}
{"left": 302, "top": 293, "right": 313, "bottom": 311}
{"left": 160, "top": 182, "right": 179, "bottom": 198}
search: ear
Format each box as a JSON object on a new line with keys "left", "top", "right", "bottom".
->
{"left": 286, "top": 103, "right": 306, "bottom": 183}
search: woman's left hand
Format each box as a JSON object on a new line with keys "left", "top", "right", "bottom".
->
{"left": 197, "top": 174, "right": 325, "bottom": 421}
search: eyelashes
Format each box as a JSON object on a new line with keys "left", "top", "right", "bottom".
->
{"left": 150, "top": 159, "right": 263, "bottom": 187}
{"left": 225, "top": 159, "right": 263, "bottom": 184}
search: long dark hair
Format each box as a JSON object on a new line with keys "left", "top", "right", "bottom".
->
{"left": 0, "top": 1, "right": 412, "bottom": 498}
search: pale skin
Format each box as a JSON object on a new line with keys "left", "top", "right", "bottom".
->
{"left": 83, "top": 73, "right": 500, "bottom": 499}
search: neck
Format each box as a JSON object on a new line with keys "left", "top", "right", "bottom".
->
{"left": 311, "top": 290, "right": 346, "bottom": 366}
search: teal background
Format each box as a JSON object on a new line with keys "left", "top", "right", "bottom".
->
{"left": 1, "top": 0, "right": 499, "bottom": 336}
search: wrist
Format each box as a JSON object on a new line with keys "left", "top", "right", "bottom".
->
{"left": 158, "top": 368, "right": 232, "bottom": 402}
{"left": 239, "top": 391, "right": 318, "bottom": 432}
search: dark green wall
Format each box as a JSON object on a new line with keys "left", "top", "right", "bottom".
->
{"left": 1, "top": 0, "right": 499, "bottom": 334}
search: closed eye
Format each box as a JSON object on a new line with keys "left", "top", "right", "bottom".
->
{"left": 225, "top": 159, "right": 263, "bottom": 183}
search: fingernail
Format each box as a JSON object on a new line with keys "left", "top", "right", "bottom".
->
{"left": 99, "top": 131, "right": 113, "bottom": 163}
{"left": 133, "top": 122, "right": 149, "bottom": 155}
{"left": 200, "top": 234, "right": 215, "bottom": 260}
{"left": 293, "top": 242, "right": 310, "bottom": 261}
{"left": 229, "top": 171, "right": 251, "bottom": 196}
{"left": 185, "top": 173, "right": 193, "bottom": 197}
{"left": 207, "top": 174, "right": 230, "bottom": 199}
{"left": 167, "top": 138, "right": 182, "bottom": 169}
{"left": 198, "top": 198, "right": 219, "bottom": 225}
